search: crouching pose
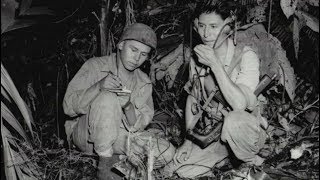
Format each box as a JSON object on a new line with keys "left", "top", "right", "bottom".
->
{"left": 63, "top": 23, "right": 175, "bottom": 179}
{"left": 164, "top": 1, "right": 267, "bottom": 178}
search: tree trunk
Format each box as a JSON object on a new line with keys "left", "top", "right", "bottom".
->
{"left": 100, "top": 0, "right": 111, "bottom": 56}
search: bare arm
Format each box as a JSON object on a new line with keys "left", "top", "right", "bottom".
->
{"left": 209, "top": 66, "right": 247, "bottom": 110}
{"left": 194, "top": 45, "right": 248, "bottom": 110}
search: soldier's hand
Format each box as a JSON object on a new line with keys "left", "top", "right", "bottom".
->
{"left": 173, "top": 139, "right": 193, "bottom": 165}
{"left": 194, "top": 44, "right": 222, "bottom": 69}
{"left": 99, "top": 73, "right": 123, "bottom": 90}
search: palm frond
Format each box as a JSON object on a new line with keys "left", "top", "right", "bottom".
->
{"left": 1, "top": 63, "right": 34, "bottom": 138}
{"left": 1, "top": 86, "right": 12, "bottom": 103}
{"left": 1, "top": 119, "right": 18, "bottom": 180}
{"left": 1, "top": 62, "right": 42, "bottom": 179}
{"left": 7, "top": 137, "right": 41, "bottom": 179}
{"left": 1, "top": 123, "right": 39, "bottom": 180}
{"left": 1, "top": 102, "right": 30, "bottom": 143}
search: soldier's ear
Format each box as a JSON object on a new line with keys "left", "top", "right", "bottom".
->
{"left": 193, "top": 18, "right": 199, "bottom": 32}
{"left": 118, "top": 41, "right": 124, "bottom": 50}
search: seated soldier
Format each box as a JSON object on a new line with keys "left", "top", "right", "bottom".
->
{"left": 63, "top": 23, "right": 175, "bottom": 179}
{"left": 164, "top": 1, "right": 267, "bottom": 178}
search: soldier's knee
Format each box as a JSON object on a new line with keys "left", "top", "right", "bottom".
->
{"left": 221, "top": 111, "right": 252, "bottom": 141}
{"left": 224, "top": 111, "right": 247, "bottom": 129}
{"left": 92, "top": 91, "right": 118, "bottom": 108}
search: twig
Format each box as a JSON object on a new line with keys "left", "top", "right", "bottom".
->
{"left": 91, "top": 11, "right": 101, "bottom": 23}
{"left": 288, "top": 135, "right": 319, "bottom": 147}
{"left": 277, "top": 63, "right": 288, "bottom": 108}
{"left": 54, "top": 0, "right": 85, "bottom": 24}
{"left": 56, "top": 68, "right": 60, "bottom": 139}
{"left": 289, "top": 97, "right": 319, "bottom": 124}
{"left": 147, "top": 136, "right": 153, "bottom": 180}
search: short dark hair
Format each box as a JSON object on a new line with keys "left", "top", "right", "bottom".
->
{"left": 193, "top": 0, "right": 237, "bottom": 20}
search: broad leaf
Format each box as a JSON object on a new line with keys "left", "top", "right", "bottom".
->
{"left": 269, "top": 32, "right": 297, "bottom": 101}
{"left": 233, "top": 24, "right": 296, "bottom": 101}
{"left": 277, "top": 53, "right": 296, "bottom": 102}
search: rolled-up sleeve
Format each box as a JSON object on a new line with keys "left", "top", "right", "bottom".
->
{"left": 235, "top": 47, "right": 260, "bottom": 110}
{"left": 133, "top": 84, "right": 154, "bottom": 131}
{"left": 63, "top": 61, "right": 96, "bottom": 117}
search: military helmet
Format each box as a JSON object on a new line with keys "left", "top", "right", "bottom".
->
{"left": 118, "top": 23, "right": 157, "bottom": 49}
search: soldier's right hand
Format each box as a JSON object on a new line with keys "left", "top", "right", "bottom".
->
{"left": 99, "top": 73, "right": 123, "bottom": 90}
{"left": 173, "top": 139, "right": 193, "bottom": 165}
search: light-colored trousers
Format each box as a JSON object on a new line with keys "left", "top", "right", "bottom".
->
{"left": 65, "top": 91, "right": 175, "bottom": 167}
{"left": 65, "top": 91, "right": 266, "bottom": 178}
{"left": 163, "top": 110, "right": 267, "bottom": 178}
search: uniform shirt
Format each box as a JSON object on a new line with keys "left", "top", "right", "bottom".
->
{"left": 188, "top": 38, "right": 260, "bottom": 112}
{"left": 63, "top": 53, "right": 154, "bottom": 131}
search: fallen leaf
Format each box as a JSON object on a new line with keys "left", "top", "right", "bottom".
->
{"left": 290, "top": 142, "right": 314, "bottom": 159}
{"left": 290, "top": 146, "right": 304, "bottom": 159}
{"left": 275, "top": 137, "right": 290, "bottom": 154}
{"left": 277, "top": 113, "right": 291, "bottom": 132}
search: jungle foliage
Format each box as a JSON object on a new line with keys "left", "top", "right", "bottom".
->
{"left": 1, "top": 0, "right": 319, "bottom": 179}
